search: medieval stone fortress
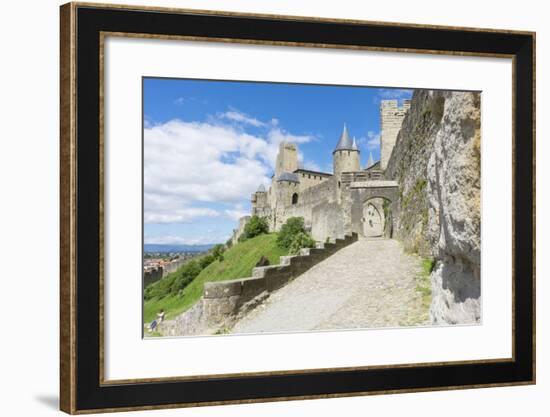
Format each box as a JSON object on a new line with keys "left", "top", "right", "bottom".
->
{"left": 149, "top": 89, "right": 481, "bottom": 336}
{"left": 247, "top": 99, "right": 410, "bottom": 244}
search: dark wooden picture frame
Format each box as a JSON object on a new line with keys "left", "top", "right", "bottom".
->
{"left": 60, "top": 2, "right": 535, "bottom": 414}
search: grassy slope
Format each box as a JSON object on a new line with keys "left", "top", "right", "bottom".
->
{"left": 144, "top": 233, "right": 287, "bottom": 323}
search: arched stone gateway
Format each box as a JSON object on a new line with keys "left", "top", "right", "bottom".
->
{"left": 363, "top": 199, "right": 386, "bottom": 237}
{"left": 348, "top": 180, "right": 400, "bottom": 238}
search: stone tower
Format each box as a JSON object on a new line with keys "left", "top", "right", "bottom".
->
{"left": 333, "top": 124, "right": 360, "bottom": 178}
{"left": 380, "top": 99, "right": 411, "bottom": 171}
{"left": 274, "top": 171, "right": 300, "bottom": 229}
{"left": 275, "top": 142, "right": 298, "bottom": 177}
{"left": 251, "top": 183, "right": 269, "bottom": 217}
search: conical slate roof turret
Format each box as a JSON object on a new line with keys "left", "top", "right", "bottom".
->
{"left": 333, "top": 124, "right": 359, "bottom": 153}
{"left": 257, "top": 183, "right": 266, "bottom": 192}
{"left": 366, "top": 152, "right": 374, "bottom": 168}
{"left": 352, "top": 136, "right": 359, "bottom": 151}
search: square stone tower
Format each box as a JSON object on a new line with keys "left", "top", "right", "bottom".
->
{"left": 380, "top": 99, "right": 411, "bottom": 170}
{"left": 275, "top": 142, "right": 298, "bottom": 177}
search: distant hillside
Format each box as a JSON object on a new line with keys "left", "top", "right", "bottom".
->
{"left": 144, "top": 243, "right": 215, "bottom": 253}
{"left": 144, "top": 233, "right": 287, "bottom": 323}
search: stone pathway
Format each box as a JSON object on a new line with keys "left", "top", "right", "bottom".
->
{"left": 231, "top": 238, "right": 429, "bottom": 334}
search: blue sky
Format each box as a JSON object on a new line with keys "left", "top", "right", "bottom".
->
{"left": 143, "top": 78, "right": 412, "bottom": 245}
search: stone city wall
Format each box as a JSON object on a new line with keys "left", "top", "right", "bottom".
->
{"left": 143, "top": 256, "right": 191, "bottom": 289}
{"left": 143, "top": 267, "right": 163, "bottom": 288}
{"left": 231, "top": 215, "right": 251, "bottom": 244}
{"left": 385, "top": 90, "right": 481, "bottom": 324}
{"left": 161, "top": 233, "right": 359, "bottom": 336}
{"left": 162, "top": 257, "right": 187, "bottom": 277}
{"left": 311, "top": 201, "right": 345, "bottom": 241}
{"left": 272, "top": 178, "right": 336, "bottom": 231}
{"left": 295, "top": 170, "right": 331, "bottom": 192}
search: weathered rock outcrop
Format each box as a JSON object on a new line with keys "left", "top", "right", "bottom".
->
{"left": 386, "top": 90, "right": 481, "bottom": 325}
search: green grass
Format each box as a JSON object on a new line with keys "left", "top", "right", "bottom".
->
{"left": 417, "top": 257, "right": 435, "bottom": 308}
{"left": 143, "top": 233, "right": 287, "bottom": 324}
{"left": 398, "top": 257, "right": 435, "bottom": 327}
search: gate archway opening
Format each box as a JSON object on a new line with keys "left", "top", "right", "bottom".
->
{"left": 361, "top": 197, "right": 392, "bottom": 238}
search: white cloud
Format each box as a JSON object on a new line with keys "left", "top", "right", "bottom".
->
{"left": 364, "top": 130, "right": 380, "bottom": 150}
{"left": 144, "top": 205, "right": 220, "bottom": 224}
{"left": 144, "top": 115, "right": 154, "bottom": 129}
{"left": 219, "top": 109, "right": 265, "bottom": 127}
{"left": 303, "top": 160, "right": 321, "bottom": 172}
{"left": 376, "top": 88, "right": 413, "bottom": 100}
{"left": 224, "top": 205, "right": 250, "bottom": 221}
{"left": 358, "top": 131, "right": 380, "bottom": 151}
{"left": 144, "top": 113, "right": 315, "bottom": 224}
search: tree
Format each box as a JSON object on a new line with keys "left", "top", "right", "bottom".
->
{"left": 276, "top": 217, "right": 306, "bottom": 249}
{"left": 241, "top": 215, "right": 269, "bottom": 241}
{"left": 211, "top": 244, "right": 225, "bottom": 262}
{"left": 288, "top": 232, "right": 316, "bottom": 255}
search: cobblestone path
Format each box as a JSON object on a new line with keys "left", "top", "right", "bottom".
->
{"left": 231, "top": 238, "right": 430, "bottom": 334}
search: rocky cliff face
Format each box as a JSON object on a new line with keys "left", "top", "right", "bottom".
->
{"left": 386, "top": 90, "right": 481, "bottom": 325}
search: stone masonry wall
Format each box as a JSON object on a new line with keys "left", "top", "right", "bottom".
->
{"left": 380, "top": 99, "right": 411, "bottom": 170}
{"left": 385, "top": 91, "right": 444, "bottom": 255}
{"left": 160, "top": 233, "right": 359, "bottom": 336}
{"left": 231, "top": 215, "right": 250, "bottom": 244}
{"left": 143, "top": 267, "right": 163, "bottom": 288}
{"left": 162, "top": 257, "right": 187, "bottom": 276}
{"left": 272, "top": 177, "right": 336, "bottom": 232}
{"left": 385, "top": 90, "right": 481, "bottom": 324}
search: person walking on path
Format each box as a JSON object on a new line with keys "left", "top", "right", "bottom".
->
{"left": 149, "top": 309, "right": 165, "bottom": 332}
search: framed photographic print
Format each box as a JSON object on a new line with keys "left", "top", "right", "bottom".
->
{"left": 60, "top": 2, "right": 535, "bottom": 414}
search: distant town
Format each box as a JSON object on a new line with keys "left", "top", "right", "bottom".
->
{"left": 143, "top": 245, "right": 215, "bottom": 287}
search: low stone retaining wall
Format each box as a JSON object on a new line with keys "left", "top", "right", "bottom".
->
{"left": 161, "top": 233, "right": 358, "bottom": 336}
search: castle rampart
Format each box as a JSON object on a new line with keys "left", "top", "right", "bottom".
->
{"left": 248, "top": 109, "right": 408, "bottom": 243}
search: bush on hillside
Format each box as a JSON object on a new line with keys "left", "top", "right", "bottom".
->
{"left": 277, "top": 217, "right": 307, "bottom": 249}
{"left": 199, "top": 254, "right": 215, "bottom": 269}
{"left": 288, "top": 232, "right": 316, "bottom": 255}
{"left": 169, "top": 260, "right": 202, "bottom": 293}
{"left": 144, "top": 259, "right": 202, "bottom": 301}
{"left": 212, "top": 244, "right": 225, "bottom": 260}
{"left": 199, "top": 244, "right": 226, "bottom": 269}
{"left": 239, "top": 215, "right": 269, "bottom": 241}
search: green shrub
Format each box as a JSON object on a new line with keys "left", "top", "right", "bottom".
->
{"left": 277, "top": 217, "right": 307, "bottom": 249}
{"left": 144, "top": 259, "right": 202, "bottom": 301}
{"left": 169, "top": 260, "right": 202, "bottom": 293}
{"left": 199, "top": 254, "right": 215, "bottom": 269}
{"left": 288, "top": 232, "right": 316, "bottom": 255}
{"left": 212, "top": 244, "right": 225, "bottom": 260}
{"left": 240, "top": 215, "right": 269, "bottom": 241}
